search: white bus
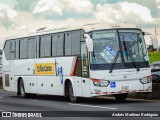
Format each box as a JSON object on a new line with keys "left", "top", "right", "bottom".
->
{"left": 2, "top": 24, "right": 153, "bottom": 102}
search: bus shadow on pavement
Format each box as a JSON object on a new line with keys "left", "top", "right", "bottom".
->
{"left": 10, "top": 94, "right": 155, "bottom": 105}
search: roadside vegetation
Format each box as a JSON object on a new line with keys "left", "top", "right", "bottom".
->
{"left": 149, "top": 51, "right": 160, "bottom": 63}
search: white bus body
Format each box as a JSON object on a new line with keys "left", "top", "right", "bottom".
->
{"left": 2, "top": 24, "right": 152, "bottom": 102}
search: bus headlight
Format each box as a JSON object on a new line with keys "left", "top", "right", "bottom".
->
{"left": 90, "top": 78, "right": 110, "bottom": 87}
{"left": 140, "top": 76, "right": 152, "bottom": 84}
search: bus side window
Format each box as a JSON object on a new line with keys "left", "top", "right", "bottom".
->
{"left": 52, "top": 35, "right": 58, "bottom": 56}
{"left": 57, "top": 34, "right": 64, "bottom": 56}
{"left": 10, "top": 40, "right": 16, "bottom": 60}
{"left": 15, "top": 40, "right": 19, "bottom": 59}
{"left": 65, "top": 33, "right": 71, "bottom": 55}
{"left": 28, "top": 38, "right": 36, "bottom": 59}
{"left": 40, "top": 36, "right": 45, "bottom": 57}
{"left": 20, "top": 39, "right": 28, "bottom": 59}
{"left": 72, "top": 31, "right": 80, "bottom": 55}
{"left": 45, "top": 35, "right": 51, "bottom": 57}
{"left": 40, "top": 35, "right": 51, "bottom": 58}
{"left": 4, "top": 41, "right": 10, "bottom": 60}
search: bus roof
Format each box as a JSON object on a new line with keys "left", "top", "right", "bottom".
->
{"left": 5, "top": 23, "right": 141, "bottom": 40}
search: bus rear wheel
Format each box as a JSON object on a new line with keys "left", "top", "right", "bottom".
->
{"left": 69, "top": 82, "right": 78, "bottom": 103}
{"left": 114, "top": 93, "right": 128, "bottom": 102}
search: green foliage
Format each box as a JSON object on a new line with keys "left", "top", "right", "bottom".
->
{"left": 149, "top": 52, "right": 160, "bottom": 63}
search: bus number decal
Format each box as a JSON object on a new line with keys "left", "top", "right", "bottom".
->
{"left": 35, "top": 63, "right": 55, "bottom": 75}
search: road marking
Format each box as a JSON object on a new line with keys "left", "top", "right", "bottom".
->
{"left": 0, "top": 97, "right": 3, "bottom": 98}
{"left": 0, "top": 110, "right": 2, "bottom": 111}
{"left": 68, "top": 103, "right": 118, "bottom": 110}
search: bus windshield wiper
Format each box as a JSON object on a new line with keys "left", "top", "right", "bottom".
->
{"left": 109, "top": 50, "right": 120, "bottom": 73}
{"left": 126, "top": 48, "right": 140, "bottom": 71}
{"left": 122, "top": 36, "right": 129, "bottom": 60}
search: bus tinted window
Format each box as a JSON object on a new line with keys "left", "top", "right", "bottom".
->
{"left": 45, "top": 35, "right": 51, "bottom": 57}
{"left": 40, "top": 36, "right": 45, "bottom": 57}
{"left": 28, "top": 38, "right": 36, "bottom": 59}
{"left": 72, "top": 31, "right": 80, "bottom": 55}
{"left": 20, "top": 39, "right": 28, "bottom": 59}
{"left": 15, "top": 40, "right": 19, "bottom": 59}
{"left": 40, "top": 35, "right": 52, "bottom": 57}
{"left": 10, "top": 41, "right": 16, "bottom": 60}
{"left": 4, "top": 41, "right": 10, "bottom": 60}
{"left": 65, "top": 33, "right": 71, "bottom": 55}
{"left": 52, "top": 35, "right": 58, "bottom": 56}
{"left": 57, "top": 34, "right": 64, "bottom": 56}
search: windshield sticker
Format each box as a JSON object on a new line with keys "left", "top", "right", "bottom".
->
{"left": 106, "top": 46, "right": 116, "bottom": 56}
{"left": 103, "top": 49, "right": 114, "bottom": 60}
{"left": 100, "top": 52, "right": 111, "bottom": 63}
{"left": 100, "top": 46, "right": 117, "bottom": 63}
{"left": 144, "top": 56, "right": 149, "bottom": 61}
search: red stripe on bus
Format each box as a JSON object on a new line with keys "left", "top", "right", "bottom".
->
{"left": 103, "top": 92, "right": 107, "bottom": 94}
{"left": 70, "top": 57, "right": 78, "bottom": 76}
{"left": 139, "top": 90, "right": 143, "bottom": 92}
{"left": 91, "top": 92, "right": 100, "bottom": 94}
{"left": 111, "top": 92, "right": 115, "bottom": 94}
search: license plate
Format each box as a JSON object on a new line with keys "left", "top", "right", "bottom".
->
{"left": 122, "top": 86, "right": 129, "bottom": 91}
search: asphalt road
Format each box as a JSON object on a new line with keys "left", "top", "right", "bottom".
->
{"left": 0, "top": 90, "right": 160, "bottom": 120}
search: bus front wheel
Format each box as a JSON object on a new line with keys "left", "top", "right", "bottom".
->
{"left": 114, "top": 93, "right": 128, "bottom": 102}
{"left": 69, "top": 82, "right": 78, "bottom": 103}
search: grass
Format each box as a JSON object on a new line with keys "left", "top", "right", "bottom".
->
{"left": 149, "top": 51, "right": 160, "bottom": 63}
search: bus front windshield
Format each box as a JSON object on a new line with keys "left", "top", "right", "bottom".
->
{"left": 90, "top": 29, "right": 148, "bottom": 70}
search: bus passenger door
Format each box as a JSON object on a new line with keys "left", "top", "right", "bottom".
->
{"left": 81, "top": 43, "right": 90, "bottom": 97}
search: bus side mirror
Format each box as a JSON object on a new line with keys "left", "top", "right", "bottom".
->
{"left": 84, "top": 34, "right": 93, "bottom": 52}
{"left": 143, "top": 32, "right": 159, "bottom": 49}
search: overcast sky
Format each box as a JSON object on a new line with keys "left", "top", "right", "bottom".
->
{"left": 0, "top": 0, "right": 160, "bottom": 49}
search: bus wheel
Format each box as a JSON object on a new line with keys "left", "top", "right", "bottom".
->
{"left": 69, "top": 82, "right": 78, "bottom": 103}
{"left": 114, "top": 93, "right": 128, "bottom": 102}
{"left": 19, "top": 80, "right": 27, "bottom": 98}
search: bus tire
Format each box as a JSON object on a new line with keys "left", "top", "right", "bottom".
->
{"left": 114, "top": 93, "right": 128, "bottom": 102}
{"left": 19, "top": 79, "right": 27, "bottom": 98}
{"left": 69, "top": 82, "right": 78, "bottom": 103}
